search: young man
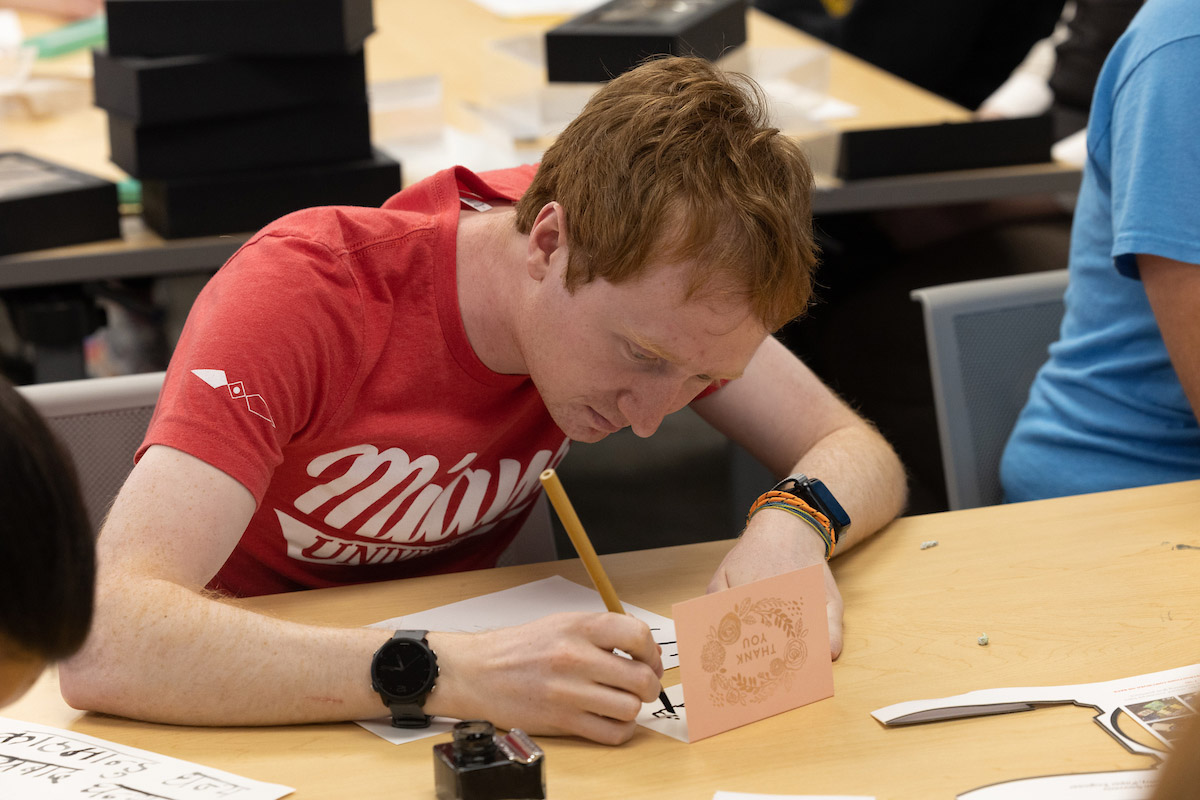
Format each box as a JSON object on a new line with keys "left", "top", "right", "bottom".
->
{"left": 0, "top": 377, "right": 95, "bottom": 708}
{"left": 61, "top": 57, "right": 905, "bottom": 744}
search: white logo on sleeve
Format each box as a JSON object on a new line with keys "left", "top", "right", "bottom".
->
{"left": 191, "top": 368, "right": 276, "bottom": 427}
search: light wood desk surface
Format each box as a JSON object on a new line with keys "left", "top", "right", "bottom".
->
{"left": 0, "top": 1, "right": 1079, "bottom": 290}
{"left": 10, "top": 480, "right": 1199, "bottom": 798}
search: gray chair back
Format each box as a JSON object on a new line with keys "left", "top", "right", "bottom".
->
{"left": 911, "top": 270, "right": 1068, "bottom": 510}
{"left": 18, "top": 372, "right": 165, "bottom": 534}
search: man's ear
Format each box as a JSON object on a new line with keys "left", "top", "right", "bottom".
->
{"left": 527, "top": 202, "right": 566, "bottom": 281}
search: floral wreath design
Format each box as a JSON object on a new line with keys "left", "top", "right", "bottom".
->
{"left": 699, "top": 596, "right": 807, "bottom": 707}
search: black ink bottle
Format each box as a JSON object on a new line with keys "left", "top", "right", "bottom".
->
{"left": 433, "top": 720, "right": 546, "bottom": 800}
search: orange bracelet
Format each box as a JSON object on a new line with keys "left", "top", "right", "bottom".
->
{"left": 746, "top": 490, "right": 837, "bottom": 560}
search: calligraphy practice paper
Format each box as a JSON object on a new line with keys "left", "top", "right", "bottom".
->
{"left": 957, "top": 769, "right": 1159, "bottom": 799}
{"left": 872, "top": 663, "right": 1200, "bottom": 758}
{"left": 361, "top": 575, "right": 678, "bottom": 744}
{"left": 670, "top": 565, "right": 833, "bottom": 742}
{"left": 637, "top": 683, "right": 688, "bottom": 742}
{"left": 0, "top": 718, "right": 293, "bottom": 799}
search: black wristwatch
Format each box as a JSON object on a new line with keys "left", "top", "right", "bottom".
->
{"left": 370, "top": 630, "right": 439, "bottom": 728}
{"left": 772, "top": 473, "right": 851, "bottom": 538}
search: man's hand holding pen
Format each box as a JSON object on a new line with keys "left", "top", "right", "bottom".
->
{"left": 424, "top": 612, "right": 663, "bottom": 745}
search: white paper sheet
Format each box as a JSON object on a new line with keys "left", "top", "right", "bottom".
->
{"left": 359, "top": 576, "right": 678, "bottom": 744}
{"left": 957, "top": 769, "right": 1159, "bottom": 800}
{"left": 467, "top": 0, "right": 605, "bottom": 17}
{"left": 0, "top": 10, "right": 22, "bottom": 48}
{"left": 714, "top": 794, "right": 875, "bottom": 800}
{"left": 0, "top": 717, "right": 293, "bottom": 799}
{"left": 872, "top": 663, "right": 1200, "bottom": 758}
{"left": 354, "top": 714, "right": 460, "bottom": 745}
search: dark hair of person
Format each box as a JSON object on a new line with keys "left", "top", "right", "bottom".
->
{"left": 0, "top": 376, "right": 95, "bottom": 659}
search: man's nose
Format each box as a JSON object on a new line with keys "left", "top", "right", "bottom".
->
{"left": 618, "top": 378, "right": 690, "bottom": 438}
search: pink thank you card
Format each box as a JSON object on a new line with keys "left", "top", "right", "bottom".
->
{"left": 671, "top": 564, "right": 833, "bottom": 741}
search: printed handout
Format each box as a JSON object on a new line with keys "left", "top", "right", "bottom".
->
{"left": 872, "top": 663, "right": 1200, "bottom": 758}
{"left": 957, "top": 769, "right": 1159, "bottom": 800}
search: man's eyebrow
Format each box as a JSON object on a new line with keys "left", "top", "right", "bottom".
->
{"left": 627, "top": 333, "right": 744, "bottom": 381}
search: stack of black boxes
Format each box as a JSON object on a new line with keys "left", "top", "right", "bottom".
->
{"left": 93, "top": 0, "right": 402, "bottom": 239}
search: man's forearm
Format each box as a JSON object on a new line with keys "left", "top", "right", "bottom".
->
{"left": 59, "top": 572, "right": 664, "bottom": 743}
{"left": 60, "top": 575, "right": 390, "bottom": 726}
{"left": 778, "top": 422, "right": 907, "bottom": 553}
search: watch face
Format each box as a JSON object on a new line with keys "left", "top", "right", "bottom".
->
{"left": 373, "top": 639, "right": 437, "bottom": 700}
{"left": 806, "top": 480, "right": 851, "bottom": 532}
{"left": 776, "top": 475, "right": 851, "bottom": 534}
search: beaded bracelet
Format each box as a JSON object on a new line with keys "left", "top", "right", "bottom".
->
{"left": 746, "top": 490, "right": 838, "bottom": 560}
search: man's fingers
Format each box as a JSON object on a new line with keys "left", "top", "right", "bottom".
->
{"left": 584, "top": 613, "right": 663, "bottom": 679}
{"left": 568, "top": 713, "right": 638, "bottom": 746}
{"left": 827, "top": 605, "right": 844, "bottom": 660}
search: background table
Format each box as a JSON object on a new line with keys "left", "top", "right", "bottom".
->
{"left": 10, "top": 479, "right": 1197, "bottom": 798}
{"left": 0, "top": 0, "right": 1080, "bottom": 291}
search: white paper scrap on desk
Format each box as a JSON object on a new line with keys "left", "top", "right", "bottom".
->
{"left": 354, "top": 715, "right": 459, "bottom": 746}
{"left": 957, "top": 768, "right": 1158, "bottom": 799}
{"left": 759, "top": 80, "right": 859, "bottom": 124}
{"left": 0, "top": 10, "right": 22, "bottom": 48}
{"left": 468, "top": 0, "right": 605, "bottom": 18}
{"left": 358, "top": 575, "right": 678, "bottom": 744}
{"left": 0, "top": 717, "right": 293, "bottom": 799}
{"left": 872, "top": 663, "right": 1200, "bottom": 758}
{"left": 714, "top": 794, "right": 875, "bottom": 800}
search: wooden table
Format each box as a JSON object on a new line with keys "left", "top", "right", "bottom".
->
{"left": 10, "top": 480, "right": 1198, "bottom": 798}
{"left": 4, "top": 2, "right": 970, "bottom": 180}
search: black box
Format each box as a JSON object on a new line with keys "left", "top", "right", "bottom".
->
{"left": 108, "top": 101, "right": 373, "bottom": 179}
{"left": 93, "top": 49, "right": 367, "bottom": 124}
{"left": 545, "top": 0, "right": 747, "bottom": 83}
{"left": 0, "top": 152, "right": 120, "bottom": 256}
{"left": 105, "top": 0, "right": 374, "bottom": 57}
{"left": 140, "top": 149, "right": 402, "bottom": 238}
{"left": 835, "top": 115, "right": 1055, "bottom": 181}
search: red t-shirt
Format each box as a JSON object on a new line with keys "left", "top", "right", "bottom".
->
{"left": 140, "top": 165, "right": 570, "bottom": 596}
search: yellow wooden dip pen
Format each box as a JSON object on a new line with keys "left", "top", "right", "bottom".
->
{"left": 539, "top": 468, "right": 675, "bottom": 715}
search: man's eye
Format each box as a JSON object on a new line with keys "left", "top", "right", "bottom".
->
{"left": 696, "top": 374, "right": 713, "bottom": 383}
{"left": 629, "top": 346, "right": 657, "bottom": 362}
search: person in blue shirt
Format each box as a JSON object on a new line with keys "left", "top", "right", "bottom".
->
{"left": 1002, "top": 0, "right": 1200, "bottom": 502}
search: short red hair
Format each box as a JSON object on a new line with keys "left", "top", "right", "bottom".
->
{"left": 515, "top": 56, "right": 817, "bottom": 331}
